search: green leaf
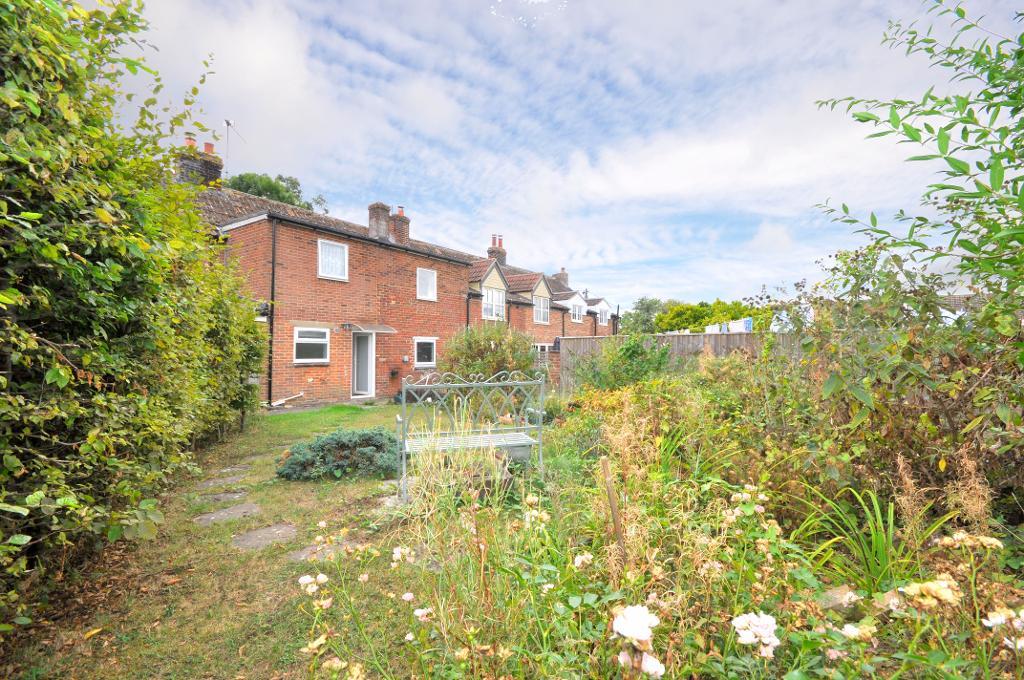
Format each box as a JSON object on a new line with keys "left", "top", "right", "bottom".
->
{"left": 567, "top": 595, "right": 582, "bottom": 608}
{"left": 7, "top": 534, "right": 31, "bottom": 546}
{"left": 0, "top": 503, "right": 29, "bottom": 517}
{"left": 822, "top": 373, "right": 843, "bottom": 399}
{"left": 44, "top": 365, "right": 70, "bottom": 388}
{"left": 902, "top": 122, "right": 922, "bottom": 142}
{"left": 961, "top": 415, "right": 986, "bottom": 434}
{"left": 937, "top": 127, "right": 950, "bottom": 154}
{"left": 945, "top": 156, "right": 970, "bottom": 174}
{"left": 990, "top": 157, "right": 1004, "bottom": 190}
{"left": 889, "top": 107, "right": 901, "bottom": 128}
{"left": 849, "top": 385, "right": 874, "bottom": 409}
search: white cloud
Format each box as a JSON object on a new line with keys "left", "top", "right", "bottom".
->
{"left": 132, "top": 0, "right": 1017, "bottom": 307}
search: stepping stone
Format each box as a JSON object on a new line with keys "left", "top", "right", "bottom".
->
{"left": 193, "top": 502, "right": 261, "bottom": 526}
{"left": 232, "top": 523, "right": 297, "bottom": 550}
{"left": 219, "top": 464, "right": 252, "bottom": 474}
{"left": 195, "top": 474, "right": 246, "bottom": 490}
{"left": 199, "top": 491, "right": 247, "bottom": 504}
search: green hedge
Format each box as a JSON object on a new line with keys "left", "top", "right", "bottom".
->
{"left": 277, "top": 427, "right": 400, "bottom": 481}
{"left": 0, "top": 2, "right": 265, "bottom": 631}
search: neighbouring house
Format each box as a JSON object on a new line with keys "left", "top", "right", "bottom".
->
{"left": 183, "top": 142, "right": 618, "bottom": 404}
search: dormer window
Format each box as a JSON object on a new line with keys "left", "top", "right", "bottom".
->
{"left": 483, "top": 286, "right": 505, "bottom": 320}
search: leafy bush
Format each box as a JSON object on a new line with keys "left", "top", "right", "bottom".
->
{"left": 276, "top": 427, "right": 399, "bottom": 481}
{"left": 0, "top": 1, "right": 265, "bottom": 631}
{"left": 439, "top": 324, "right": 537, "bottom": 378}
{"left": 573, "top": 334, "right": 671, "bottom": 390}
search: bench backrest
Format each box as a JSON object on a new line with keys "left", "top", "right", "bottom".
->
{"left": 399, "top": 370, "right": 545, "bottom": 440}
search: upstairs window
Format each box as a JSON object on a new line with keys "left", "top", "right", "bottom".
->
{"left": 416, "top": 268, "right": 437, "bottom": 301}
{"left": 318, "top": 239, "right": 348, "bottom": 281}
{"left": 533, "top": 296, "right": 550, "bottom": 324}
{"left": 598, "top": 308, "right": 609, "bottom": 325}
{"left": 483, "top": 286, "right": 505, "bottom": 320}
{"left": 571, "top": 303, "right": 584, "bottom": 323}
{"left": 414, "top": 337, "right": 437, "bottom": 368}
{"left": 294, "top": 327, "right": 330, "bottom": 363}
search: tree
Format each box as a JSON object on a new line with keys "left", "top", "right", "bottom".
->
{"left": 655, "top": 299, "right": 769, "bottom": 333}
{"left": 620, "top": 297, "right": 671, "bottom": 334}
{"left": 0, "top": 0, "right": 265, "bottom": 630}
{"left": 225, "top": 172, "right": 327, "bottom": 212}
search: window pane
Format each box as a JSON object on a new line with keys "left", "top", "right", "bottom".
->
{"left": 297, "top": 329, "right": 328, "bottom": 340}
{"left": 296, "top": 342, "right": 327, "bottom": 360}
{"left": 415, "top": 341, "right": 434, "bottom": 364}
{"left": 319, "top": 241, "right": 346, "bottom": 278}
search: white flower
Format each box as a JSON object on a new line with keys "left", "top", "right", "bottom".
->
{"left": 524, "top": 494, "right": 540, "bottom": 506}
{"left": 317, "top": 520, "right": 328, "bottom": 528}
{"left": 316, "top": 573, "right": 329, "bottom": 584}
{"left": 392, "top": 546, "right": 415, "bottom": 564}
{"left": 357, "top": 573, "right": 369, "bottom": 583}
{"left": 839, "top": 622, "right": 875, "bottom": 642}
{"left": 1004, "top": 636, "right": 1024, "bottom": 651}
{"left": 540, "top": 583, "right": 554, "bottom": 594}
{"left": 322, "top": 657, "right": 344, "bottom": 670}
{"left": 612, "top": 605, "right": 660, "bottom": 644}
{"left": 298, "top": 575, "right": 314, "bottom": 586}
{"left": 315, "top": 597, "right": 333, "bottom": 610}
{"left": 640, "top": 652, "right": 666, "bottom": 678}
{"left": 413, "top": 607, "right": 433, "bottom": 622}
{"left": 616, "top": 650, "right": 633, "bottom": 668}
{"left": 574, "top": 552, "right": 594, "bottom": 569}
{"left": 732, "top": 612, "right": 781, "bottom": 658}
{"left": 405, "top": 632, "right": 414, "bottom": 642}
{"left": 983, "top": 608, "right": 1014, "bottom": 628}
{"left": 402, "top": 592, "right": 415, "bottom": 602}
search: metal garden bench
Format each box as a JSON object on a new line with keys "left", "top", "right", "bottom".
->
{"left": 396, "top": 370, "right": 546, "bottom": 500}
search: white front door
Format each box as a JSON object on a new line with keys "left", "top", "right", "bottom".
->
{"left": 351, "top": 332, "right": 375, "bottom": 397}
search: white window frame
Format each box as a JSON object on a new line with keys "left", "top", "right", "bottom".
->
{"left": 598, "top": 308, "right": 609, "bottom": 326}
{"left": 482, "top": 286, "right": 506, "bottom": 320}
{"left": 317, "top": 239, "right": 348, "bottom": 281}
{"left": 571, "top": 303, "right": 584, "bottom": 323}
{"left": 293, "top": 327, "right": 330, "bottom": 364}
{"left": 534, "top": 343, "right": 553, "bottom": 353}
{"left": 416, "top": 267, "right": 437, "bottom": 301}
{"left": 413, "top": 336, "right": 437, "bottom": 368}
{"left": 533, "top": 295, "right": 550, "bottom": 324}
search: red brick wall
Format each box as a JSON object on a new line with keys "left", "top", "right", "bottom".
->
{"left": 225, "top": 219, "right": 470, "bottom": 404}
{"left": 508, "top": 302, "right": 564, "bottom": 345}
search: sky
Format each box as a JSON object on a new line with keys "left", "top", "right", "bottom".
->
{"left": 134, "top": 0, "right": 1015, "bottom": 309}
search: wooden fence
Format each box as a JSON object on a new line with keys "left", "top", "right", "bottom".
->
{"left": 556, "top": 332, "right": 798, "bottom": 394}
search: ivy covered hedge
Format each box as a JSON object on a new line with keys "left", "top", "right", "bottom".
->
{"left": 277, "top": 427, "right": 400, "bottom": 481}
{"left": 0, "top": 2, "right": 265, "bottom": 631}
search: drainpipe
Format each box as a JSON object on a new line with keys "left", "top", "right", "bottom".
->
{"left": 465, "top": 293, "right": 470, "bottom": 328}
{"left": 614, "top": 304, "right": 620, "bottom": 334}
{"left": 592, "top": 312, "right": 597, "bottom": 336}
{"left": 561, "top": 310, "right": 565, "bottom": 336}
{"left": 267, "top": 220, "right": 277, "bottom": 404}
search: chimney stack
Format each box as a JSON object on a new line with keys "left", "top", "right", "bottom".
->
{"left": 388, "top": 205, "right": 410, "bottom": 244}
{"left": 553, "top": 267, "right": 569, "bottom": 288}
{"left": 368, "top": 202, "right": 390, "bottom": 239}
{"left": 487, "top": 233, "right": 507, "bottom": 265}
{"left": 176, "top": 135, "right": 222, "bottom": 185}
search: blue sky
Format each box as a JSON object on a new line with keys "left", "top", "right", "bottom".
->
{"left": 139, "top": 0, "right": 1013, "bottom": 309}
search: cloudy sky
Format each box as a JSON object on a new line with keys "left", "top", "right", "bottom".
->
{"left": 136, "top": 0, "right": 1013, "bottom": 309}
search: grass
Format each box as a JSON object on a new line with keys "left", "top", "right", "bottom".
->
{"left": 10, "top": 402, "right": 399, "bottom": 680}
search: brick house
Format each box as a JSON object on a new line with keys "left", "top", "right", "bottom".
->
{"left": 187, "top": 146, "right": 618, "bottom": 404}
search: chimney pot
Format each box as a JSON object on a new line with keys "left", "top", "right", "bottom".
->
{"left": 184, "top": 134, "right": 196, "bottom": 148}
{"left": 498, "top": 235, "right": 503, "bottom": 248}
{"left": 486, "top": 233, "right": 507, "bottom": 265}
{"left": 203, "top": 141, "right": 215, "bottom": 154}
{"left": 397, "top": 206, "right": 404, "bottom": 216}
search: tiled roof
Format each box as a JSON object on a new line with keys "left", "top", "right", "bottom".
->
{"left": 468, "top": 258, "right": 495, "bottom": 281}
{"left": 198, "top": 188, "right": 477, "bottom": 264}
{"left": 505, "top": 272, "right": 542, "bottom": 292}
{"left": 545, "top": 274, "right": 572, "bottom": 294}
{"left": 507, "top": 292, "right": 533, "bottom": 305}
{"left": 552, "top": 291, "right": 582, "bottom": 302}
{"left": 586, "top": 297, "right": 605, "bottom": 305}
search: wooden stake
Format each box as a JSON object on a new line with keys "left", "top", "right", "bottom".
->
{"left": 600, "top": 456, "right": 626, "bottom": 572}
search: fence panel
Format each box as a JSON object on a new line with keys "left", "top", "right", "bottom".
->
{"left": 556, "top": 333, "right": 796, "bottom": 394}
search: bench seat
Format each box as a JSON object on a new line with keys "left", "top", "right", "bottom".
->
{"left": 404, "top": 431, "right": 537, "bottom": 454}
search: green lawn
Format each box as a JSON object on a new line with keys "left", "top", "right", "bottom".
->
{"left": 12, "top": 403, "right": 400, "bottom": 680}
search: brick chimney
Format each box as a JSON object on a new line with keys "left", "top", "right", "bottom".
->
{"left": 553, "top": 267, "right": 569, "bottom": 288}
{"left": 368, "top": 202, "right": 390, "bottom": 239}
{"left": 487, "top": 234, "right": 507, "bottom": 265}
{"left": 388, "top": 206, "right": 410, "bottom": 244}
{"left": 176, "top": 135, "right": 223, "bottom": 185}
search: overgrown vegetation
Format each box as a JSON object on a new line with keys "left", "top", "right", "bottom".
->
{"left": 292, "top": 4, "right": 1024, "bottom": 677}
{"left": 0, "top": 1, "right": 264, "bottom": 632}
{"left": 277, "top": 426, "right": 399, "bottom": 481}
{"left": 574, "top": 334, "right": 671, "bottom": 390}
{"left": 439, "top": 324, "right": 537, "bottom": 378}
{"left": 655, "top": 299, "right": 771, "bottom": 334}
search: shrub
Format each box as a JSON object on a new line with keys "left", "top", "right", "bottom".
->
{"left": 276, "top": 427, "right": 400, "bottom": 481}
{"left": 573, "top": 334, "right": 671, "bottom": 390}
{"left": 439, "top": 324, "right": 537, "bottom": 378}
{"left": 0, "top": 1, "right": 265, "bottom": 631}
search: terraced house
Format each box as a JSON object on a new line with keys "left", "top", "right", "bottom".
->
{"left": 186, "top": 145, "right": 617, "bottom": 404}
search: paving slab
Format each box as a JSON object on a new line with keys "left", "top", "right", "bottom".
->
{"left": 199, "top": 491, "right": 248, "bottom": 504}
{"left": 193, "top": 502, "right": 261, "bottom": 527}
{"left": 232, "top": 523, "right": 297, "bottom": 550}
{"left": 195, "top": 474, "right": 246, "bottom": 491}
